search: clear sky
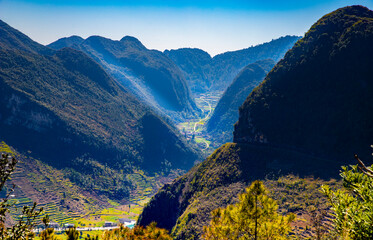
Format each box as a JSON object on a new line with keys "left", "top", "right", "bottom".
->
{"left": 1, "top": 0, "right": 372, "bottom": 56}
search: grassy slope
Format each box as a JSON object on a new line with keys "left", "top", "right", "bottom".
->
{"left": 138, "top": 143, "right": 342, "bottom": 239}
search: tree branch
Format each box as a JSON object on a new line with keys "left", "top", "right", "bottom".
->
{"left": 354, "top": 154, "right": 373, "bottom": 177}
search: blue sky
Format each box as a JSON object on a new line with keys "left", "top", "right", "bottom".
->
{"left": 1, "top": 0, "right": 372, "bottom": 55}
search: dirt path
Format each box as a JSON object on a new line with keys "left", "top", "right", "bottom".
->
{"left": 193, "top": 99, "right": 212, "bottom": 133}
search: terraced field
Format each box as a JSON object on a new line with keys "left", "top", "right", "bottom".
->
{"left": 1, "top": 141, "right": 182, "bottom": 228}
{"left": 8, "top": 168, "right": 181, "bottom": 228}
{"left": 9, "top": 198, "right": 73, "bottom": 225}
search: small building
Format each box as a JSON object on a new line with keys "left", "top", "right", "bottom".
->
{"left": 118, "top": 218, "right": 132, "bottom": 224}
{"left": 48, "top": 222, "right": 60, "bottom": 229}
{"left": 64, "top": 223, "right": 75, "bottom": 228}
{"left": 119, "top": 218, "right": 136, "bottom": 228}
{"left": 104, "top": 222, "right": 116, "bottom": 227}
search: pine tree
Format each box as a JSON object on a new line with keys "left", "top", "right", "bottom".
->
{"left": 65, "top": 227, "right": 80, "bottom": 240}
{"left": 101, "top": 223, "right": 172, "bottom": 240}
{"left": 39, "top": 228, "right": 58, "bottom": 240}
{"left": 203, "top": 180, "right": 295, "bottom": 240}
{"left": 322, "top": 152, "right": 373, "bottom": 240}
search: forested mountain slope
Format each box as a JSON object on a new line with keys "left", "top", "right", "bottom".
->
{"left": 234, "top": 5, "right": 373, "bottom": 163}
{"left": 0, "top": 19, "right": 201, "bottom": 200}
{"left": 165, "top": 36, "right": 299, "bottom": 94}
{"left": 163, "top": 48, "right": 212, "bottom": 94}
{"left": 206, "top": 59, "right": 275, "bottom": 145}
{"left": 48, "top": 35, "right": 199, "bottom": 121}
{"left": 47, "top": 35, "right": 84, "bottom": 50}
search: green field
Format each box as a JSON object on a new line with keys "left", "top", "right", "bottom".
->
{"left": 177, "top": 91, "right": 223, "bottom": 154}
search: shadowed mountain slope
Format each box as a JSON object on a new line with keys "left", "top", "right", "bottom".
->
{"left": 206, "top": 59, "right": 275, "bottom": 145}
{"left": 163, "top": 48, "right": 212, "bottom": 94}
{"left": 0, "top": 19, "right": 201, "bottom": 199}
{"left": 234, "top": 5, "right": 373, "bottom": 163}
{"left": 48, "top": 35, "right": 199, "bottom": 122}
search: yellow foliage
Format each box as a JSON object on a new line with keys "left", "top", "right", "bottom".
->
{"left": 203, "top": 180, "right": 295, "bottom": 240}
{"left": 101, "top": 223, "right": 172, "bottom": 240}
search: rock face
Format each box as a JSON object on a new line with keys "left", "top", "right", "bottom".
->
{"left": 0, "top": 20, "right": 201, "bottom": 198}
{"left": 164, "top": 36, "right": 300, "bottom": 95}
{"left": 137, "top": 5, "right": 373, "bottom": 239}
{"left": 206, "top": 59, "right": 275, "bottom": 145}
{"left": 48, "top": 35, "right": 199, "bottom": 121}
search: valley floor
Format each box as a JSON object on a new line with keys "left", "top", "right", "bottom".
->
{"left": 177, "top": 91, "right": 223, "bottom": 154}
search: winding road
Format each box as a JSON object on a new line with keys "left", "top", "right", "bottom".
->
{"left": 192, "top": 99, "right": 212, "bottom": 150}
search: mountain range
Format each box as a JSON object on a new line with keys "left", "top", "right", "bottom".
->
{"left": 48, "top": 35, "right": 199, "bottom": 122}
{"left": 0, "top": 19, "right": 201, "bottom": 202}
{"left": 0, "top": 15, "right": 302, "bottom": 223}
{"left": 138, "top": 5, "right": 373, "bottom": 239}
{"left": 164, "top": 36, "right": 300, "bottom": 95}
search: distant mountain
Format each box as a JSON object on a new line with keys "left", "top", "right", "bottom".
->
{"left": 138, "top": 5, "right": 373, "bottom": 239}
{"left": 48, "top": 35, "right": 84, "bottom": 50}
{"left": 165, "top": 36, "right": 300, "bottom": 95}
{"left": 164, "top": 48, "right": 212, "bottom": 94}
{"left": 48, "top": 35, "right": 199, "bottom": 121}
{"left": 0, "top": 19, "right": 201, "bottom": 201}
{"left": 206, "top": 59, "right": 275, "bottom": 146}
{"left": 0, "top": 20, "right": 52, "bottom": 55}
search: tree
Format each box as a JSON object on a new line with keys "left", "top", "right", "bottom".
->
{"left": 39, "top": 228, "right": 58, "bottom": 240}
{"left": 85, "top": 235, "right": 99, "bottom": 240}
{"left": 101, "top": 222, "right": 172, "bottom": 240}
{"left": 322, "top": 153, "right": 373, "bottom": 240}
{"left": 0, "top": 153, "right": 43, "bottom": 239}
{"left": 39, "top": 215, "right": 58, "bottom": 240}
{"left": 65, "top": 227, "right": 80, "bottom": 240}
{"left": 203, "top": 180, "right": 295, "bottom": 240}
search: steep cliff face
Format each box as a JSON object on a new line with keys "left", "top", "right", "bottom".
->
{"left": 234, "top": 5, "right": 373, "bottom": 163}
{"left": 206, "top": 59, "right": 275, "bottom": 145}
